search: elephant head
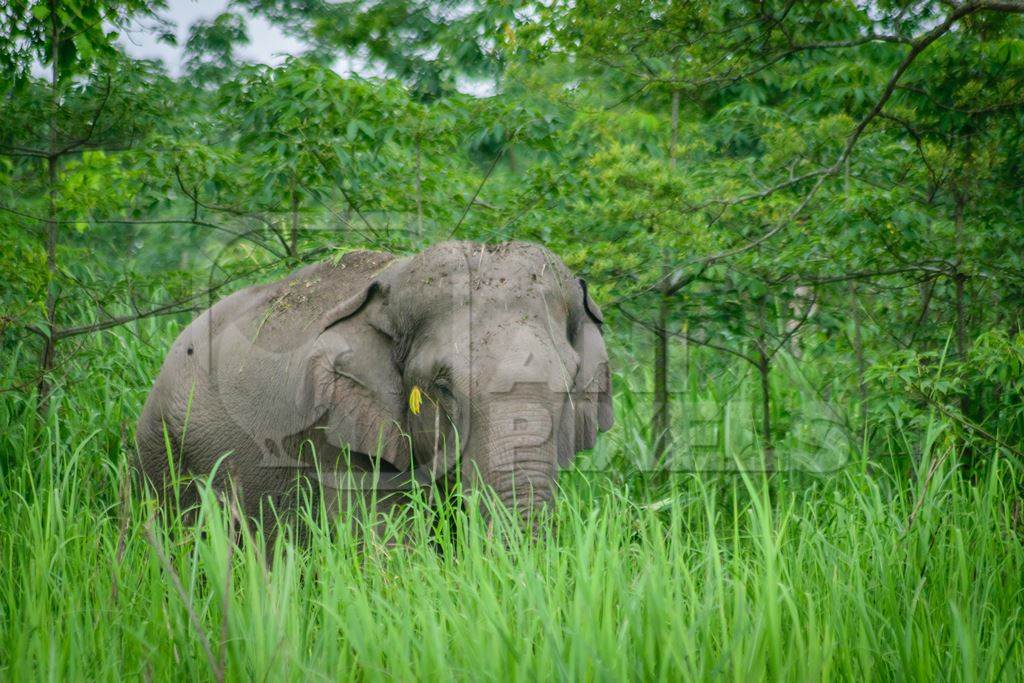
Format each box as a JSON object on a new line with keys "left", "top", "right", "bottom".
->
{"left": 303, "top": 241, "right": 613, "bottom": 524}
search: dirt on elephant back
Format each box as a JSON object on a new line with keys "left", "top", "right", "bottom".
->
{"left": 246, "top": 250, "right": 395, "bottom": 351}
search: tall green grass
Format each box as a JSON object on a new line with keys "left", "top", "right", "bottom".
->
{"left": 1, "top": 322, "right": 1022, "bottom": 681}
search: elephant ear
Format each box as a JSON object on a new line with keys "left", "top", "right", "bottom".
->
{"left": 559, "top": 278, "right": 614, "bottom": 467}
{"left": 300, "top": 276, "right": 411, "bottom": 469}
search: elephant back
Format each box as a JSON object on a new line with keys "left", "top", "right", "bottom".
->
{"left": 231, "top": 250, "right": 397, "bottom": 352}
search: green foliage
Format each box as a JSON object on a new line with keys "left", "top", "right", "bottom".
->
{"left": 0, "top": 0, "right": 167, "bottom": 84}
{"left": 237, "top": 0, "right": 521, "bottom": 99}
{"left": 872, "top": 331, "right": 1024, "bottom": 463}
{"left": 182, "top": 11, "right": 251, "bottom": 86}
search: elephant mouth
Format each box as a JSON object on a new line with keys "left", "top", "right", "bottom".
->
{"left": 312, "top": 453, "right": 434, "bottom": 494}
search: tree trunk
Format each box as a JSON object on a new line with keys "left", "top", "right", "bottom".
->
{"left": 651, "top": 89, "right": 680, "bottom": 462}
{"left": 758, "top": 296, "right": 773, "bottom": 470}
{"left": 414, "top": 137, "right": 423, "bottom": 237}
{"left": 289, "top": 177, "right": 299, "bottom": 257}
{"left": 850, "top": 282, "right": 867, "bottom": 444}
{"left": 953, "top": 194, "right": 968, "bottom": 359}
{"left": 954, "top": 274, "right": 967, "bottom": 357}
{"left": 758, "top": 348, "right": 773, "bottom": 470}
{"left": 953, "top": 193, "right": 971, "bottom": 426}
{"left": 955, "top": 269, "right": 970, "bottom": 426}
{"left": 38, "top": 2, "right": 60, "bottom": 414}
{"left": 681, "top": 316, "right": 689, "bottom": 393}
{"left": 653, "top": 282, "right": 670, "bottom": 460}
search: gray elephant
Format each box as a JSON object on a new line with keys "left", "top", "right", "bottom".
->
{"left": 135, "top": 241, "right": 613, "bottom": 534}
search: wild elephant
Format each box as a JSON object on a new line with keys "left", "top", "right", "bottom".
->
{"left": 135, "top": 241, "right": 613, "bottom": 533}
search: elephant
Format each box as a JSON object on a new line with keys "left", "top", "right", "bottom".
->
{"left": 135, "top": 240, "right": 613, "bottom": 536}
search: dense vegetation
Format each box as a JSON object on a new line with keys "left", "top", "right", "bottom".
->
{"left": 2, "top": 1, "right": 1023, "bottom": 679}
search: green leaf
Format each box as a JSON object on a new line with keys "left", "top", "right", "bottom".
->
{"left": 346, "top": 120, "right": 361, "bottom": 140}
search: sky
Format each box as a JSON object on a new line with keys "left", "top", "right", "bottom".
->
{"left": 117, "top": 0, "right": 491, "bottom": 94}
{"left": 118, "top": 0, "right": 309, "bottom": 76}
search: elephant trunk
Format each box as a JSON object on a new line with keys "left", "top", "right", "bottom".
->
{"left": 470, "top": 398, "right": 560, "bottom": 529}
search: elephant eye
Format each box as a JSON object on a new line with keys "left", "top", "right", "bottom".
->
{"left": 432, "top": 371, "right": 455, "bottom": 399}
{"left": 567, "top": 314, "right": 581, "bottom": 345}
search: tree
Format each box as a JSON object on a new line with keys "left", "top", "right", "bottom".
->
{"left": 0, "top": 0, "right": 169, "bottom": 411}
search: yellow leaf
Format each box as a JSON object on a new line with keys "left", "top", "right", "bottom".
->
{"left": 409, "top": 385, "right": 423, "bottom": 415}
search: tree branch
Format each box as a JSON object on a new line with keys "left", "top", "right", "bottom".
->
{"left": 618, "top": 306, "right": 758, "bottom": 365}
{"left": 0, "top": 203, "right": 286, "bottom": 259}
{"left": 651, "top": 0, "right": 1019, "bottom": 297}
